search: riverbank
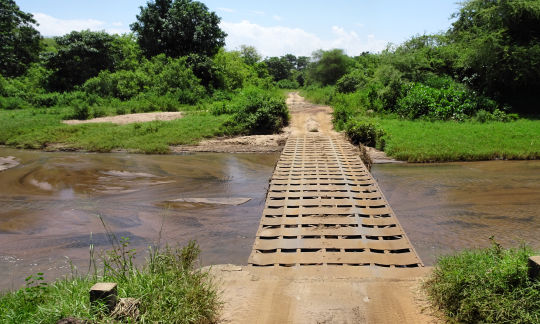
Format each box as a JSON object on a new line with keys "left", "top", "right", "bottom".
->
{"left": 301, "top": 89, "right": 540, "bottom": 163}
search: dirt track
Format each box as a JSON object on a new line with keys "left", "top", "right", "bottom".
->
{"left": 211, "top": 93, "right": 437, "bottom": 323}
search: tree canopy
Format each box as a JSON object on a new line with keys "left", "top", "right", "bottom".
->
{"left": 46, "top": 30, "right": 124, "bottom": 91}
{"left": 0, "top": 0, "right": 41, "bottom": 77}
{"left": 130, "top": 0, "right": 227, "bottom": 58}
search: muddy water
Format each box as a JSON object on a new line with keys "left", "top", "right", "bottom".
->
{"left": 0, "top": 148, "right": 279, "bottom": 291}
{"left": 372, "top": 161, "right": 540, "bottom": 265}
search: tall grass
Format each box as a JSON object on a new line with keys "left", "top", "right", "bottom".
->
{"left": 425, "top": 240, "right": 540, "bottom": 323}
{"left": 0, "top": 218, "right": 220, "bottom": 323}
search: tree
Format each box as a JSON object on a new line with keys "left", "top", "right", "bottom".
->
{"left": 0, "top": 0, "right": 41, "bottom": 77}
{"left": 130, "top": 0, "right": 226, "bottom": 58}
{"left": 264, "top": 56, "right": 294, "bottom": 81}
{"left": 239, "top": 45, "right": 261, "bottom": 65}
{"left": 448, "top": 0, "right": 540, "bottom": 112}
{"left": 308, "top": 49, "right": 352, "bottom": 86}
{"left": 46, "top": 30, "right": 123, "bottom": 91}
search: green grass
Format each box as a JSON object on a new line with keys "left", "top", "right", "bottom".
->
{"left": 0, "top": 241, "right": 219, "bottom": 323}
{"left": 425, "top": 241, "right": 540, "bottom": 323}
{"left": 375, "top": 118, "right": 540, "bottom": 162}
{"left": 0, "top": 108, "right": 232, "bottom": 154}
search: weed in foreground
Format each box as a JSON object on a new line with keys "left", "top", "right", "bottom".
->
{"left": 424, "top": 238, "right": 540, "bottom": 323}
{"left": 0, "top": 216, "right": 220, "bottom": 323}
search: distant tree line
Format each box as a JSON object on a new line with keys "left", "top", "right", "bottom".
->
{"left": 1, "top": 0, "right": 539, "bottom": 118}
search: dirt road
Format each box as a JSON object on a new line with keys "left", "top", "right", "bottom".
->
{"left": 212, "top": 93, "right": 437, "bottom": 323}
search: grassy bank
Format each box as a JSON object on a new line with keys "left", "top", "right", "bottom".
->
{"left": 373, "top": 118, "right": 539, "bottom": 162}
{"left": 0, "top": 86, "right": 289, "bottom": 154}
{"left": 425, "top": 242, "right": 540, "bottom": 323}
{"left": 301, "top": 88, "right": 540, "bottom": 162}
{"left": 0, "top": 241, "right": 219, "bottom": 323}
{"left": 0, "top": 108, "right": 231, "bottom": 154}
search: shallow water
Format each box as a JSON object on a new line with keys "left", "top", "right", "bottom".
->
{"left": 372, "top": 161, "right": 540, "bottom": 265}
{"left": 1, "top": 148, "right": 539, "bottom": 291}
{"left": 0, "top": 148, "right": 279, "bottom": 291}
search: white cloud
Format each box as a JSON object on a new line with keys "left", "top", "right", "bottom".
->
{"left": 217, "top": 7, "right": 236, "bottom": 13}
{"left": 272, "top": 15, "right": 282, "bottom": 21}
{"left": 33, "top": 13, "right": 130, "bottom": 36}
{"left": 221, "top": 20, "right": 387, "bottom": 57}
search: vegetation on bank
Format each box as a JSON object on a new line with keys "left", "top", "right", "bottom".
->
{"left": 425, "top": 241, "right": 540, "bottom": 323}
{"left": 0, "top": 241, "right": 219, "bottom": 323}
{"left": 298, "top": 0, "right": 540, "bottom": 162}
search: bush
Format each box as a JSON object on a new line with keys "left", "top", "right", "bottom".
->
{"left": 68, "top": 100, "right": 90, "bottom": 120}
{"left": 0, "top": 97, "right": 28, "bottom": 110}
{"left": 344, "top": 118, "right": 386, "bottom": 149}
{"left": 425, "top": 241, "right": 540, "bottom": 323}
{"left": 336, "top": 71, "right": 368, "bottom": 93}
{"left": 396, "top": 82, "right": 499, "bottom": 120}
{"left": 276, "top": 79, "right": 299, "bottom": 89}
{"left": 231, "top": 86, "right": 289, "bottom": 134}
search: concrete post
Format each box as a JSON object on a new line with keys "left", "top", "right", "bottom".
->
{"left": 90, "top": 282, "right": 118, "bottom": 312}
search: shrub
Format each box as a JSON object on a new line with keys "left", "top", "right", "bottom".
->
{"left": 336, "top": 70, "right": 368, "bottom": 93}
{"left": 396, "top": 82, "right": 500, "bottom": 120}
{"left": 344, "top": 118, "right": 386, "bottom": 149}
{"left": 0, "top": 97, "right": 28, "bottom": 110}
{"left": 67, "top": 100, "right": 90, "bottom": 120}
{"left": 425, "top": 241, "right": 540, "bottom": 323}
{"left": 276, "top": 79, "right": 299, "bottom": 89}
{"left": 231, "top": 86, "right": 289, "bottom": 134}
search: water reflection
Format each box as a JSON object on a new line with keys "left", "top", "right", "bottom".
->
{"left": 372, "top": 161, "right": 540, "bottom": 265}
{"left": 0, "top": 148, "right": 279, "bottom": 291}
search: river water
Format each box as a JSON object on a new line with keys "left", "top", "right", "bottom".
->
{"left": 0, "top": 148, "right": 539, "bottom": 291}
{"left": 372, "top": 161, "right": 540, "bottom": 265}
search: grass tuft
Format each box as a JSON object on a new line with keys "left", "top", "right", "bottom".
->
{"left": 0, "top": 238, "right": 220, "bottom": 323}
{"left": 424, "top": 240, "right": 540, "bottom": 323}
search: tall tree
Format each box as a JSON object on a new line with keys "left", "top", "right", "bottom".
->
{"left": 46, "top": 30, "right": 121, "bottom": 91}
{"left": 449, "top": 0, "right": 540, "bottom": 112}
{"left": 0, "top": 0, "right": 41, "bottom": 77}
{"left": 130, "top": 0, "right": 226, "bottom": 58}
{"left": 308, "top": 49, "right": 352, "bottom": 86}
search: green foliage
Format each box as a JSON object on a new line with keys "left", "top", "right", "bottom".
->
{"left": 239, "top": 45, "right": 261, "bottom": 65}
{"left": 264, "top": 56, "right": 294, "bottom": 82}
{"left": 0, "top": 0, "right": 41, "bottom": 77}
{"left": 131, "top": 0, "right": 226, "bottom": 58}
{"left": 344, "top": 118, "right": 386, "bottom": 149}
{"left": 276, "top": 79, "right": 299, "bottom": 89}
{"left": 46, "top": 30, "right": 123, "bottom": 91}
{"left": 336, "top": 70, "right": 368, "bottom": 93}
{"left": 230, "top": 86, "right": 289, "bottom": 134}
{"left": 449, "top": 0, "right": 540, "bottom": 113}
{"left": 83, "top": 55, "right": 205, "bottom": 104}
{"left": 0, "top": 241, "right": 219, "bottom": 323}
{"left": 213, "top": 49, "right": 256, "bottom": 91}
{"left": 307, "top": 49, "right": 352, "bottom": 86}
{"left": 425, "top": 241, "right": 540, "bottom": 323}
{"left": 376, "top": 118, "right": 540, "bottom": 162}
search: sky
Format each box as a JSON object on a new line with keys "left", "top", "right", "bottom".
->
{"left": 16, "top": 0, "right": 460, "bottom": 57}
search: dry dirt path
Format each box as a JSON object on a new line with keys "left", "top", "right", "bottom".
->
{"left": 212, "top": 93, "right": 437, "bottom": 323}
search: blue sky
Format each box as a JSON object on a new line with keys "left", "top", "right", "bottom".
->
{"left": 17, "top": 0, "right": 460, "bottom": 57}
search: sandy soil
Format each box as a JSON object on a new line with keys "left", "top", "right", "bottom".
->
{"left": 0, "top": 156, "right": 19, "bottom": 172}
{"left": 63, "top": 112, "right": 183, "bottom": 125}
{"left": 211, "top": 265, "right": 438, "bottom": 324}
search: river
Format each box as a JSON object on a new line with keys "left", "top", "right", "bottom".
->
{"left": 0, "top": 148, "right": 539, "bottom": 291}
